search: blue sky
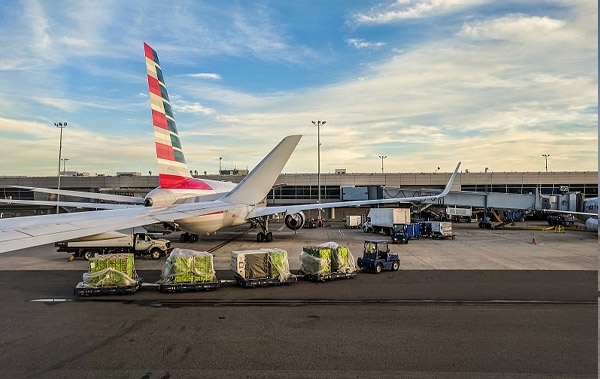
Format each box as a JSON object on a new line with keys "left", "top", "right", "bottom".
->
{"left": 0, "top": 0, "right": 597, "bottom": 176}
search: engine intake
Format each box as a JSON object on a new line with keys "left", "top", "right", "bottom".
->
{"left": 284, "top": 212, "right": 305, "bottom": 231}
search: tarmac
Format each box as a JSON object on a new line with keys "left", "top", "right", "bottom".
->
{"left": 0, "top": 219, "right": 597, "bottom": 379}
{"left": 0, "top": 220, "right": 596, "bottom": 273}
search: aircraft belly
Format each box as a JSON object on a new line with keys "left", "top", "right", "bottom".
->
{"left": 177, "top": 210, "right": 247, "bottom": 234}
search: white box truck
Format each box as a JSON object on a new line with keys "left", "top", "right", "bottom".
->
{"left": 363, "top": 208, "right": 411, "bottom": 237}
{"left": 55, "top": 229, "right": 172, "bottom": 260}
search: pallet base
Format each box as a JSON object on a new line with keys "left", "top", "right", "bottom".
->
{"left": 235, "top": 275, "right": 298, "bottom": 288}
{"left": 302, "top": 271, "right": 357, "bottom": 282}
{"left": 159, "top": 281, "right": 221, "bottom": 293}
{"left": 74, "top": 280, "right": 142, "bottom": 296}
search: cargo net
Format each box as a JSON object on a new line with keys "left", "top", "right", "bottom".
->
{"left": 231, "top": 249, "right": 292, "bottom": 283}
{"left": 161, "top": 248, "right": 217, "bottom": 284}
{"left": 83, "top": 253, "right": 137, "bottom": 287}
{"left": 300, "top": 242, "right": 356, "bottom": 275}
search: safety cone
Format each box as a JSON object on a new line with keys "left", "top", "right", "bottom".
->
{"left": 532, "top": 235, "right": 536, "bottom": 245}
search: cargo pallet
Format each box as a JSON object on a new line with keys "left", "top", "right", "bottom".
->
{"left": 159, "top": 280, "right": 221, "bottom": 293}
{"left": 301, "top": 271, "right": 357, "bottom": 282}
{"left": 74, "top": 280, "right": 142, "bottom": 296}
{"left": 234, "top": 275, "right": 298, "bottom": 288}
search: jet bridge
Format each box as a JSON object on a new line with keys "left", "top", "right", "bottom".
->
{"left": 384, "top": 190, "right": 537, "bottom": 211}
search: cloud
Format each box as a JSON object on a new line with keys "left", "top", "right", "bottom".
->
{"left": 186, "top": 73, "right": 222, "bottom": 80}
{"left": 346, "top": 38, "right": 386, "bottom": 49}
{"left": 352, "top": 0, "right": 486, "bottom": 24}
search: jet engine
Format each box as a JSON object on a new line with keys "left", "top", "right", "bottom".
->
{"left": 284, "top": 211, "right": 305, "bottom": 231}
{"left": 585, "top": 217, "right": 598, "bottom": 231}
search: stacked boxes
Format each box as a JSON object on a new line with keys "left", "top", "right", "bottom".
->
{"left": 230, "top": 249, "right": 291, "bottom": 282}
{"left": 85, "top": 253, "right": 136, "bottom": 287}
{"left": 162, "top": 248, "right": 216, "bottom": 284}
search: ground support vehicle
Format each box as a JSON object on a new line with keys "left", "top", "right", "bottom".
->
{"left": 234, "top": 275, "right": 298, "bottom": 288}
{"left": 159, "top": 280, "right": 220, "bottom": 293}
{"left": 357, "top": 240, "right": 400, "bottom": 274}
{"left": 430, "top": 221, "right": 455, "bottom": 239}
{"left": 56, "top": 230, "right": 172, "bottom": 260}
{"left": 546, "top": 214, "right": 575, "bottom": 227}
{"left": 345, "top": 215, "right": 362, "bottom": 229}
{"left": 363, "top": 208, "right": 410, "bottom": 236}
{"left": 405, "top": 223, "right": 421, "bottom": 240}
{"left": 75, "top": 279, "right": 142, "bottom": 296}
{"left": 391, "top": 223, "right": 409, "bottom": 244}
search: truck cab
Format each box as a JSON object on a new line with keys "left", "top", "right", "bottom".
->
{"left": 357, "top": 240, "right": 400, "bottom": 274}
{"left": 391, "top": 223, "right": 408, "bottom": 244}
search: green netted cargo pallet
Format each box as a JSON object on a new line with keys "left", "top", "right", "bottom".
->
{"left": 162, "top": 248, "right": 217, "bottom": 285}
{"left": 301, "top": 247, "right": 331, "bottom": 274}
{"left": 331, "top": 246, "right": 351, "bottom": 272}
{"left": 85, "top": 254, "right": 137, "bottom": 287}
{"left": 88, "top": 253, "right": 135, "bottom": 277}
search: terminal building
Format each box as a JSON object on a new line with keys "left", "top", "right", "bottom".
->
{"left": 0, "top": 170, "right": 596, "bottom": 220}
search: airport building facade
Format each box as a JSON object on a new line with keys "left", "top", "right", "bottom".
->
{"left": 0, "top": 170, "right": 596, "bottom": 219}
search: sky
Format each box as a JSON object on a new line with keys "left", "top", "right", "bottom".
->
{"left": 0, "top": 0, "right": 597, "bottom": 177}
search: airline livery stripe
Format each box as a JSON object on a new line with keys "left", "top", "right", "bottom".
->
{"left": 144, "top": 43, "right": 158, "bottom": 63}
{"left": 159, "top": 174, "right": 215, "bottom": 190}
{"left": 152, "top": 110, "right": 169, "bottom": 130}
{"left": 156, "top": 142, "right": 175, "bottom": 161}
{"left": 147, "top": 75, "right": 163, "bottom": 98}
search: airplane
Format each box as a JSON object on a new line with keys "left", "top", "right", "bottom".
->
{"left": 0, "top": 43, "right": 461, "bottom": 254}
{"left": 541, "top": 197, "right": 598, "bottom": 231}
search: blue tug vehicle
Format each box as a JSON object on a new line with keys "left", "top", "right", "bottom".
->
{"left": 357, "top": 240, "right": 400, "bottom": 274}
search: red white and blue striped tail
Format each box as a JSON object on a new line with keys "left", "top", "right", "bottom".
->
{"left": 144, "top": 42, "right": 191, "bottom": 188}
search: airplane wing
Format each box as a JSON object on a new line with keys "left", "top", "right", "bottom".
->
{"left": 0, "top": 198, "right": 137, "bottom": 210}
{"left": 247, "top": 162, "right": 461, "bottom": 219}
{"left": 0, "top": 200, "right": 236, "bottom": 254}
{"left": 11, "top": 186, "right": 146, "bottom": 204}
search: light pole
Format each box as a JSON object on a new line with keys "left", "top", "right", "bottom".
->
{"left": 379, "top": 155, "right": 387, "bottom": 173}
{"left": 61, "top": 158, "right": 69, "bottom": 173}
{"left": 542, "top": 154, "right": 550, "bottom": 172}
{"left": 311, "top": 120, "right": 325, "bottom": 221}
{"left": 55, "top": 122, "right": 67, "bottom": 214}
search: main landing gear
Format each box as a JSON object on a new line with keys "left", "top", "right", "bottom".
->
{"left": 254, "top": 217, "right": 273, "bottom": 242}
{"left": 180, "top": 232, "right": 199, "bottom": 243}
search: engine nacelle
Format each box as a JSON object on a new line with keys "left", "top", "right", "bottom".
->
{"left": 284, "top": 211, "right": 305, "bottom": 231}
{"left": 585, "top": 217, "right": 598, "bottom": 231}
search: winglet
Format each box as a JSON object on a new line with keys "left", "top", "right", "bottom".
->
{"left": 222, "top": 135, "right": 302, "bottom": 205}
{"left": 438, "top": 162, "right": 461, "bottom": 197}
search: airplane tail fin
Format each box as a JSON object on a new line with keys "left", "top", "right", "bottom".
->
{"left": 222, "top": 135, "right": 302, "bottom": 205}
{"left": 144, "top": 42, "right": 191, "bottom": 188}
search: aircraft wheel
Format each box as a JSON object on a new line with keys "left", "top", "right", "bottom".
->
{"left": 257, "top": 232, "right": 265, "bottom": 242}
{"left": 190, "top": 234, "right": 199, "bottom": 243}
{"left": 265, "top": 232, "right": 273, "bottom": 242}
{"left": 180, "top": 233, "right": 189, "bottom": 243}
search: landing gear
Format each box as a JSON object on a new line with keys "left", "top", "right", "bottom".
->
{"left": 255, "top": 217, "right": 274, "bottom": 243}
{"left": 257, "top": 231, "right": 273, "bottom": 242}
{"left": 180, "top": 233, "right": 199, "bottom": 243}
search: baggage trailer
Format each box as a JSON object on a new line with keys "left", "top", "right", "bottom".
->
{"left": 234, "top": 275, "right": 298, "bottom": 288}
{"left": 344, "top": 215, "right": 363, "bottom": 229}
{"left": 159, "top": 280, "right": 220, "bottom": 293}
{"left": 431, "top": 221, "right": 455, "bottom": 239}
{"left": 75, "top": 280, "right": 142, "bottom": 296}
{"left": 231, "top": 249, "right": 296, "bottom": 288}
{"left": 300, "top": 243, "right": 357, "bottom": 282}
{"left": 302, "top": 271, "right": 356, "bottom": 282}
